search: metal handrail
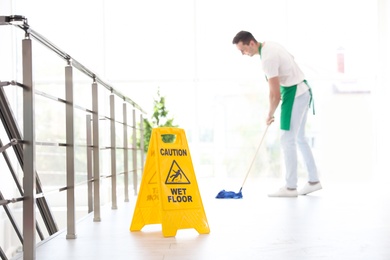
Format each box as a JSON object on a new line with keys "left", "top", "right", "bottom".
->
{"left": 0, "top": 196, "right": 24, "bottom": 206}
{"left": 0, "top": 138, "right": 19, "bottom": 153}
{"left": 1, "top": 15, "right": 146, "bottom": 113}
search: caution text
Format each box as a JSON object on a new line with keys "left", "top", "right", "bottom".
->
{"left": 160, "top": 148, "right": 187, "bottom": 156}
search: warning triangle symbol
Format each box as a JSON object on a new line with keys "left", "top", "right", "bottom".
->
{"left": 165, "top": 160, "right": 191, "bottom": 184}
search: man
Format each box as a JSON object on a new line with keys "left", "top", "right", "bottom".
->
{"left": 232, "top": 30, "right": 322, "bottom": 197}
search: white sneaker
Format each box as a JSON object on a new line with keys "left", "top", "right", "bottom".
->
{"left": 298, "top": 182, "right": 322, "bottom": 195}
{"left": 268, "top": 186, "right": 298, "bottom": 197}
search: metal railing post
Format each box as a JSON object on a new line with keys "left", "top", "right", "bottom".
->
{"left": 65, "top": 64, "right": 76, "bottom": 239}
{"left": 92, "top": 81, "right": 101, "bottom": 222}
{"left": 123, "top": 103, "right": 129, "bottom": 202}
{"left": 139, "top": 113, "right": 145, "bottom": 174}
{"left": 86, "top": 115, "right": 93, "bottom": 213}
{"left": 132, "top": 109, "right": 138, "bottom": 195}
{"left": 22, "top": 37, "right": 36, "bottom": 260}
{"left": 110, "top": 95, "right": 117, "bottom": 209}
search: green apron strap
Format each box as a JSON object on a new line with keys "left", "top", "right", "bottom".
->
{"left": 303, "top": 80, "right": 315, "bottom": 115}
{"left": 258, "top": 43, "right": 268, "bottom": 82}
{"left": 258, "top": 43, "right": 263, "bottom": 58}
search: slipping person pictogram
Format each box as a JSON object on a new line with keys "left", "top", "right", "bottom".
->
{"left": 170, "top": 169, "right": 182, "bottom": 182}
{"left": 165, "top": 160, "right": 190, "bottom": 184}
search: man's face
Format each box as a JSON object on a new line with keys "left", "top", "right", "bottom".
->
{"left": 236, "top": 41, "right": 257, "bottom": 57}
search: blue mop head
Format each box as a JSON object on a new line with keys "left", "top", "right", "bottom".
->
{"left": 215, "top": 189, "right": 243, "bottom": 199}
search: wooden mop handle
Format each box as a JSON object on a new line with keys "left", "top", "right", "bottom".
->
{"left": 240, "top": 125, "right": 270, "bottom": 188}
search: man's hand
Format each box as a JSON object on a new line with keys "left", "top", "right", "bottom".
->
{"left": 266, "top": 115, "right": 275, "bottom": 125}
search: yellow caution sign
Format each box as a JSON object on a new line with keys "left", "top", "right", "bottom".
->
{"left": 130, "top": 127, "right": 210, "bottom": 237}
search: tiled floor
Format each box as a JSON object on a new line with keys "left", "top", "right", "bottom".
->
{"left": 12, "top": 178, "right": 390, "bottom": 260}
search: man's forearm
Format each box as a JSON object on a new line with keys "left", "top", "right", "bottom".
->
{"left": 267, "top": 77, "right": 281, "bottom": 118}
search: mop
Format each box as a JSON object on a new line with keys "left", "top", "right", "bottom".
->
{"left": 215, "top": 125, "right": 269, "bottom": 199}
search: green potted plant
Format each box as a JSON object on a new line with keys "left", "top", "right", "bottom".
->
{"left": 143, "top": 88, "right": 178, "bottom": 152}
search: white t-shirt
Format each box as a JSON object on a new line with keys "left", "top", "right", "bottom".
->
{"left": 261, "top": 41, "right": 308, "bottom": 96}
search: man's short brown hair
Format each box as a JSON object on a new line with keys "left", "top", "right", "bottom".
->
{"left": 232, "top": 31, "right": 257, "bottom": 45}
